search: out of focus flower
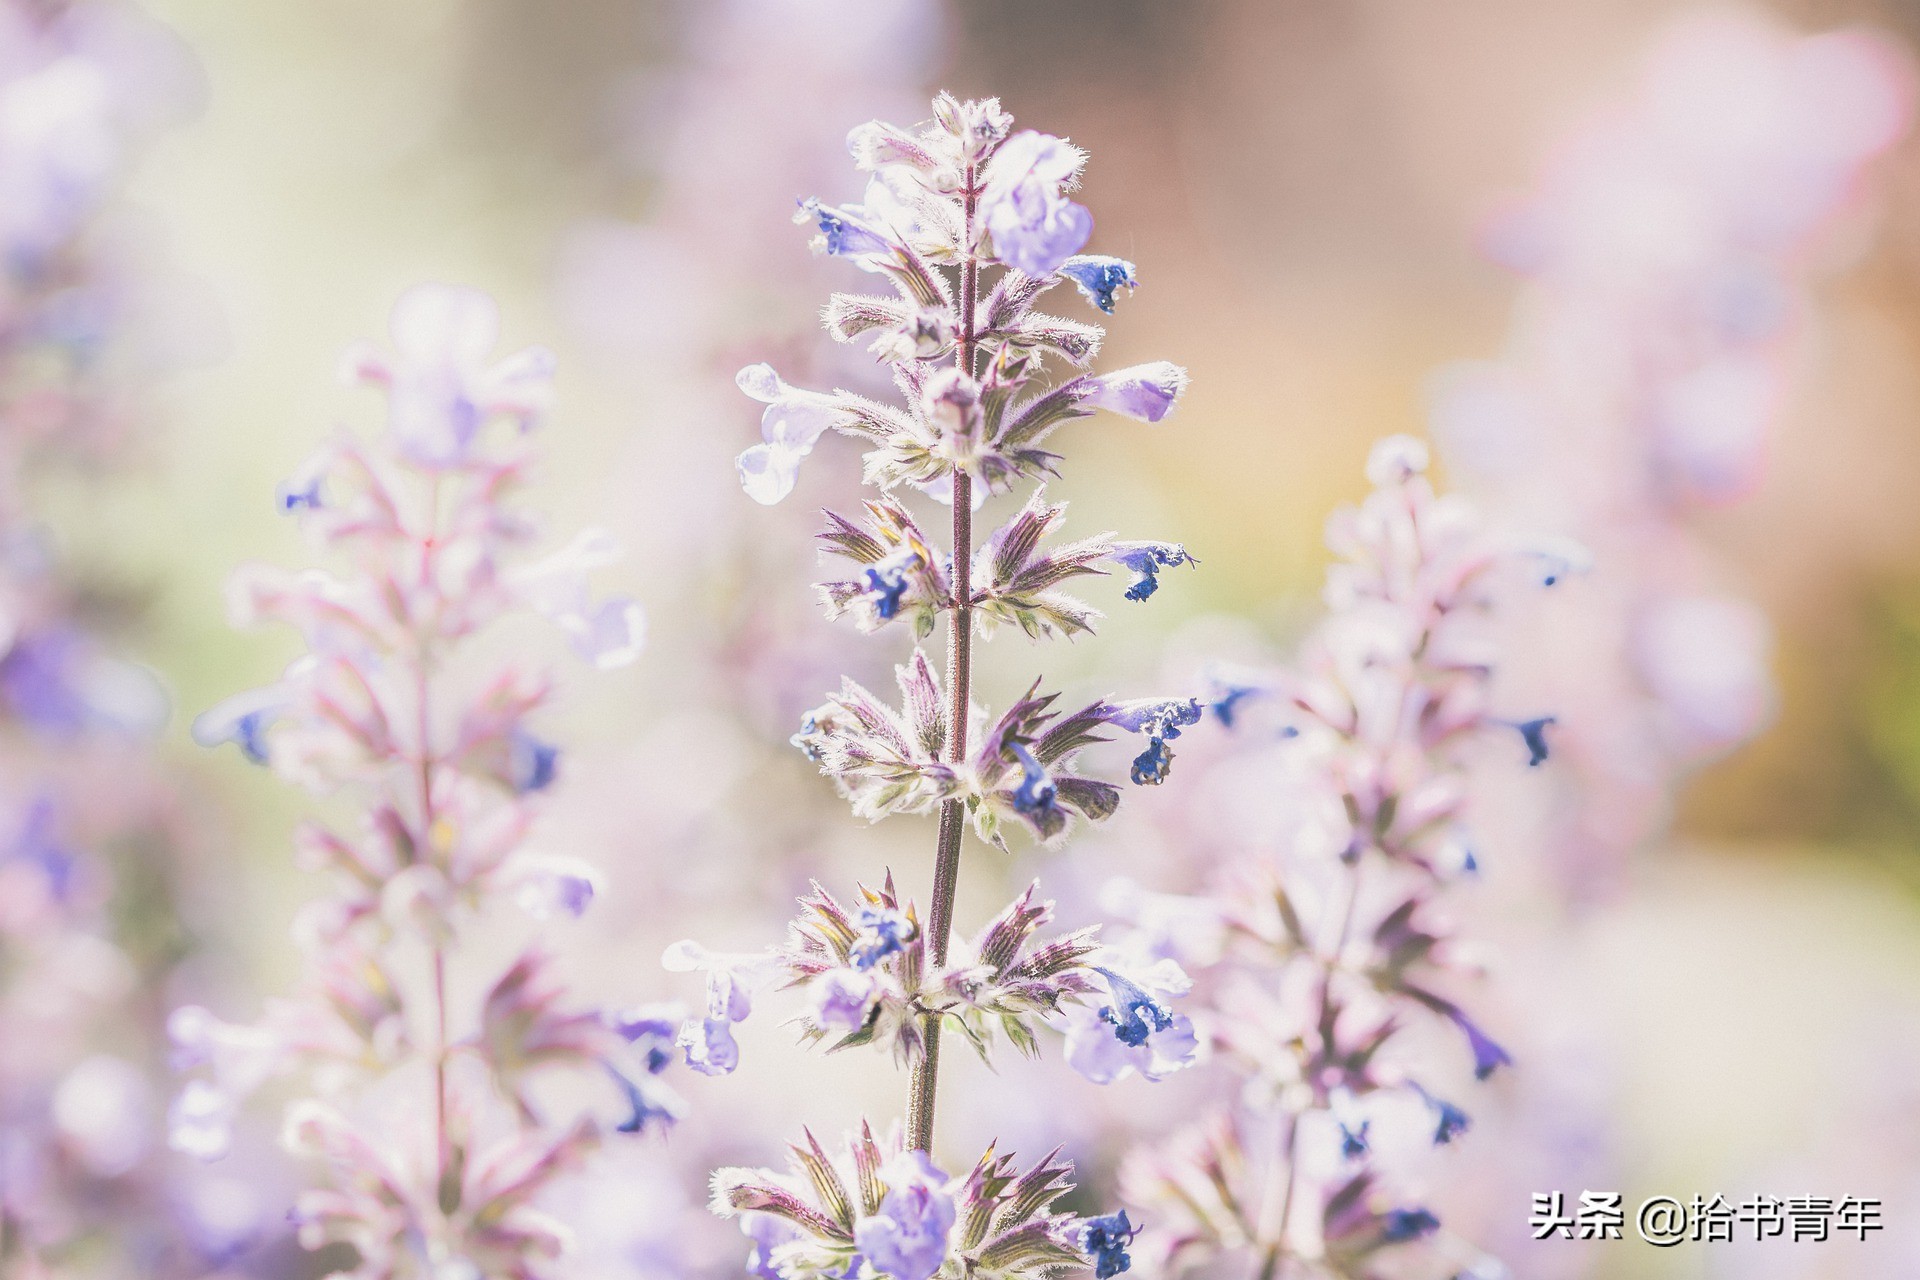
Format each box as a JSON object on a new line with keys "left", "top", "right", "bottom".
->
{"left": 175, "top": 288, "right": 671, "bottom": 1277}
{"left": 980, "top": 130, "right": 1093, "bottom": 276}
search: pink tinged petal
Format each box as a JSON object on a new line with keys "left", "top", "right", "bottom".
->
{"left": 337, "top": 339, "right": 390, "bottom": 386}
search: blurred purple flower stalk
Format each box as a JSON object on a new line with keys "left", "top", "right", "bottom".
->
{"left": 0, "top": 0, "right": 209, "bottom": 1270}
{"left": 172, "top": 285, "right": 664, "bottom": 1279}
{"left": 681, "top": 94, "right": 1201, "bottom": 1279}
{"left": 1112, "top": 438, "right": 1566, "bottom": 1278}
{"left": 1431, "top": 13, "right": 1915, "bottom": 881}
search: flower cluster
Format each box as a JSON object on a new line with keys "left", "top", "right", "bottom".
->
{"left": 1112, "top": 438, "right": 1562, "bottom": 1278}
{"left": 171, "top": 285, "right": 662, "bottom": 1278}
{"left": 713, "top": 1126, "right": 1121, "bottom": 1280}
{"left": 676, "top": 95, "right": 1202, "bottom": 1279}
{"left": 0, "top": 1, "right": 216, "bottom": 1271}
{"left": 1429, "top": 13, "right": 1914, "bottom": 878}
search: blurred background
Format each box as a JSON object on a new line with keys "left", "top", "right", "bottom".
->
{"left": 17, "top": 0, "right": 1920, "bottom": 1277}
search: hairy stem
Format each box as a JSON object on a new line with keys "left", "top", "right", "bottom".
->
{"left": 908, "top": 170, "right": 979, "bottom": 1154}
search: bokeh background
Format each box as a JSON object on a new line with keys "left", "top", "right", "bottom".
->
{"left": 26, "top": 0, "right": 1920, "bottom": 1277}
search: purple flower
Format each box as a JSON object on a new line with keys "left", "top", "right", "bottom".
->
{"left": 1008, "top": 742, "right": 1061, "bottom": 823}
{"left": 508, "top": 728, "right": 559, "bottom": 793}
{"left": 1208, "top": 683, "right": 1260, "bottom": 727}
{"left": 1080, "top": 1211, "right": 1138, "bottom": 1278}
{"left": 611, "top": 1003, "right": 682, "bottom": 1076}
{"left": 1106, "top": 541, "right": 1197, "bottom": 603}
{"left": 1101, "top": 696, "right": 1203, "bottom": 786}
{"left": 980, "top": 130, "right": 1093, "bottom": 276}
{"left": 1078, "top": 362, "right": 1189, "bottom": 423}
{"left": 662, "top": 941, "right": 775, "bottom": 1076}
{"left": 513, "top": 529, "right": 647, "bottom": 669}
{"left": 1381, "top": 1208, "right": 1441, "bottom": 1244}
{"left": 275, "top": 465, "right": 324, "bottom": 514}
{"left": 736, "top": 362, "right": 848, "bottom": 505}
{"left": 798, "top": 196, "right": 898, "bottom": 260}
{"left": 508, "top": 853, "right": 599, "bottom": 920}
{"left": 192, "top": 677, "right": 300, "bottom": 764}
{"left": 606, "top": 1061, "right": 686, "bottom": 1135}
{"left": 343, "top": 283, "right": 556, "bottom": 467}
{"left": 1512, "top": 716, "right": 1555, "bottom": 767}
{"left": 1444, "top": 1006, "right": 1512, "bottom": 1080}
{"left": 1060, "top": 255, "right": 1138, "bottom": 314}
{"left": 860, "top": 548, "right": 921, "bottom": 621}
{"left": 743, "top": 1212, "right": 802, "bottom": 1280}
{"left": 853, "top": 1151, "right": 955, "bottom": 1280}
{"left": 849, "top": 905, "right": 914, "bottom": 970}
{"left": 0, "top": 626, "right": 165, "bottom": 737}
{"left": 1418, "top": 1088, "right": 1470, "bottom": 1145}
{"left": 811, "top": 968, "right": 879, "bottom": 1030}
{"left": 1064, "top": 956, "right": 1197, "bottom": 1084}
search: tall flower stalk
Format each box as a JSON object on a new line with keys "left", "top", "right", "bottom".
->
{"left": 1430, "top": 12, "right": 1913, "bottom": 884}
{"left": 678, "top": 95, "right": 1199, "bottom": 1279}
{"left": 0, "top": 1, "right": 211, "bottom": 1271}
{"left": 1114, "top": 438, "right": 1565, "bottom": 1279}
{"left": 172, "top": 285, "right": 665, "bottom": 1279}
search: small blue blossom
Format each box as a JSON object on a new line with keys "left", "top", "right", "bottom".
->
{"left": 860, "top": 550, "right": 921, "bottom": 621}
{"left": 607, "top": 1063, "right": 685, "bottom": 1135}
{"left": 791, "top": 712, "right": 824, "bottom": 763}
{"left": 612, "top": 1005, "right": 681, "bottom": 1075}
{"left": 1065, "top": 957, "right": 1197, "bottom": 1084}
{"left": 661, "top": 942, "right": 773, "bottom": 1077}
{"left": 1446, "top": 1007, "right": 1513, "bottom": 1080}
{"left": 1430, "top": 1097, "right": 1469, "bottom": 1144}
{"left": 1104, "top": 696, "right": 1203, "bottom": 787}
{"left": 1381, "top": 1208, "right": 1441, "bottom": 1244}
{"left": 1130, "top": 737, "right": 1171, "bottom": 786}
{"left": 275, "top": 474, "right": 323, "bottom": 514}
{"left": 797, "top": 197, "right": 896, "bottom": 259}
{"left": 1106, "top": 541, "right": 1197, "bottom": 603}
{"left": 193, "top": 680, "right": 299, "bottom": 766}
{"left": 1339, "top": 1120, "right": 1370, "bottom": 1159}
{"left": 509, "top": 728, "right": 560, "bottom": 793}
{"left": 1209, "top": 683, "right": 1260, "bottom": 728}
{"left": 1521, "top": 536, "right": 1593, "bottom": 587}
{"left": 1009, "top": 742, "right": 1060, "bottom": 819}
{"left": 1096, "top": 965, "right": 1173, "bottom": 1047}
{"left": 1059, "top": 255, "right": 1138, "bottom": 314}
{"left": 1513, "top": 716, "right": 1555, "bottom": 767}
{"left": 849, "top": 905, "right": 914, "bottom": 970}
{"left": 1079, "top": 1211, "right": 1138, "bottom": 1278}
